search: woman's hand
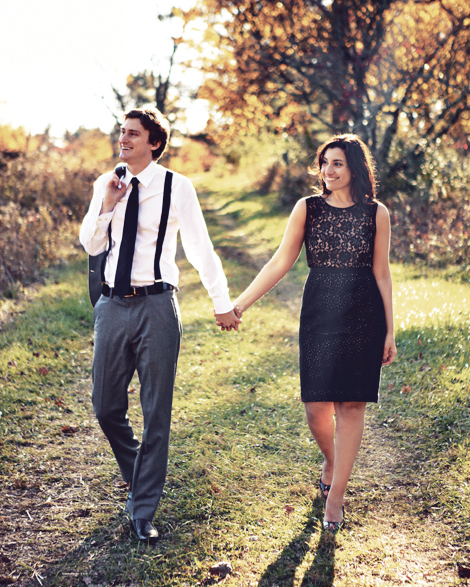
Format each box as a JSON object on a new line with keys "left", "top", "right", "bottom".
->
{"left": 215, "top": 309, "right": 242, "bottom": 331}
{"left": 382, "top": 333, "right": 397, "bottom": 366}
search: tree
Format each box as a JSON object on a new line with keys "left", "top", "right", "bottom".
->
{"left": 183, "top": 0, "right": 470, "bottom": 190}
{"left": 111, "top": 10, "right": 191, "bottom": 127}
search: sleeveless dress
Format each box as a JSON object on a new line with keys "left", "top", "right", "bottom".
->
{"left": 299, "top": 196, "right": 387, "bottom": 403}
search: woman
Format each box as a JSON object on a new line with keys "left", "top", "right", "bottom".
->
{"left": 228, "top": 134, "right": 397, "bottom": 532}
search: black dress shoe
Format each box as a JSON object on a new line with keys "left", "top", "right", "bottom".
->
{"left": 131, "top": 518, "right": 159, "bottom": 543}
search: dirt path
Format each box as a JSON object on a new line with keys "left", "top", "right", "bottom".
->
{"left": 348, "top": 422, "right": 459, "bottom": 585}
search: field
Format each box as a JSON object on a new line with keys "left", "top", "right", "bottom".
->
{"left": 0, "top": 177, "right": 469, "bottom": 586}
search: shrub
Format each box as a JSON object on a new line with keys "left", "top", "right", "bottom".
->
{"left": 0, "top": 142, "right": 112, "bottom": 297}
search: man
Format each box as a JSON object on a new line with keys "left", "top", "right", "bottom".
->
{"left": 80, "top": 108, "right": 240, "bottom": 542}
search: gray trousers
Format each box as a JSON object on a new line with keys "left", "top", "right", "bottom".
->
{"left": 92, "top": 290, "right": 181, "bottom": 521}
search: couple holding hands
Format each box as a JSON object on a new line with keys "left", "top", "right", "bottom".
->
{"left": 80, "top": 108, "right": 396, "bottom": 543}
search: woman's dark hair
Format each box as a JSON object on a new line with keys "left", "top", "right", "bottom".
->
{"left": 124, "top": 108, "right": 170, "bottom": 161}
{"left": 312, "top": 134, "right": 378, "bottom": 204}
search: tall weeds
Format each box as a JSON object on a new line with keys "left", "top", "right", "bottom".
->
{"left": 0, "top": 147, "right": 109, "bottom": 296}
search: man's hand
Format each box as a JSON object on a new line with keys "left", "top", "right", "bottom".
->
{"left": 100, "top": 174, "right": 128, "bottom": 214}
{"left": 215, "top": 309, "right": 242, "bottom": 331}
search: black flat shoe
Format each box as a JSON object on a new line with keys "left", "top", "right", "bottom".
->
{"left": 322, "top": 506, "right": 345, "bottom": 534}
{"left": 319, "top": 477, "right": 331, "bottom": 499}
{"left": 131, "top": 518, "right": 159, "bottom": 543}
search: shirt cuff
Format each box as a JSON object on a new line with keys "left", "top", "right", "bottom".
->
{"left": 212, "top": 294, "right": 234, "bottom": 315}
{"left": 96, "top": 212, "right": 113, "bottom": 230}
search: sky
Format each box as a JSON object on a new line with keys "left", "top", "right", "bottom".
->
{"left": 0, "top": 0, "right": 201, "bottom": 140}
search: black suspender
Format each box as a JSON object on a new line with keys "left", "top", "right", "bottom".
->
{"left": 154, "top": 171, "right": 173, "bottom": 283}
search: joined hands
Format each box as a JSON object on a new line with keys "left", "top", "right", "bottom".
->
{"left": 215, "top": 304, "right": 243, "bottom": 332}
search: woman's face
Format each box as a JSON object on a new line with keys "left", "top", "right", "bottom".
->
{"left": 321, "top": 147, "right": 352, "bottom": 194}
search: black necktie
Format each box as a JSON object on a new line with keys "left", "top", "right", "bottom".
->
{"left": 114, "top": 177, "right": 139, "bottom": 297}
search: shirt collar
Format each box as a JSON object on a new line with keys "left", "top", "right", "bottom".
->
{"left": 127, "top": 161, "right": 159, "bottom": 188}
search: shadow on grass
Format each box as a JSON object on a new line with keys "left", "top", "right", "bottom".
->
{"left": 257, "top": 501, "right": 337, "bottom": 587}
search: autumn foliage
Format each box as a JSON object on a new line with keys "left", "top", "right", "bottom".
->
{"left": 183, "top": 0, "right": 470, "bottom": 188}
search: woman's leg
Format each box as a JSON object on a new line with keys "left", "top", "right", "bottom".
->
{"left": 324, "top": 401, "right": 367, "bottom": 523}
{"left": 304, "top": 402, "right": 336, "bottom": 491}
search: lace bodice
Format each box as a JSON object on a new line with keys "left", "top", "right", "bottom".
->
{"left": 304, "top": 196, "right": 378, "bottom": 268}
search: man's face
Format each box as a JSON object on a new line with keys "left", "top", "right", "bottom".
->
{"left": 119, "top": 118, "right": 159, "bottom": 169}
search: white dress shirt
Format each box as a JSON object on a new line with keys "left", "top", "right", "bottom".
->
{"left": 79, "top": 161, "right": 233, "bottom": 314}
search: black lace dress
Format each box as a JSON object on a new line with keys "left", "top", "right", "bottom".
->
{"left": 299, "top": 196, "right": 387, "bottom": 402}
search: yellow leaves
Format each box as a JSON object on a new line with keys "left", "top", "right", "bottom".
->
{"left": 171, "top": 7, "right": 183, "bottom": 18}
{"left": 418, "top": 9, "right": 432, "bottom": 24}
{"left": 205, "top": 27, "right": 221, "bottom": 45}
{"left": 0, "top": 125, "right": 37, "bottom": 153}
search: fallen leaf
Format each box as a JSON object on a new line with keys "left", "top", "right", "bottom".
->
{"left": 441, "top": 363, "right": 447, "bottom": 371}
{"left": 458, "top": 565, "right": 470, "bottom": 578}
{"left": 7, "top": 360, "right": 17, "bottom": 367}
{"left": 401, "top": 385, "right": 412, "bottom": 394}
{"left": 209, "top": 561, "right": 232, "bottom": 578}
{"left": 37, "top": 366, "right": 49, "bottom": 375}
{"left": 387, "top": 383, "right": 394, "bottom": 390}
{"left": 284, "top": 504, "right": 295, "bottom": 515}
{"left": 128, "top": 387, "right": 136, "bottom": 394}
{"left": 61, "top": 426, "right": 79, "bottom": 435}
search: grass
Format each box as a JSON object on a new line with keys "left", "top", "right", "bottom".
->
{"left": 0, "top": 177, "right": 469, "bottom": 586}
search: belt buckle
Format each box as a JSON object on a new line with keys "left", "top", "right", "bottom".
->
{"left": 124, "top": 287, "right": 136, "bottom": 298}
